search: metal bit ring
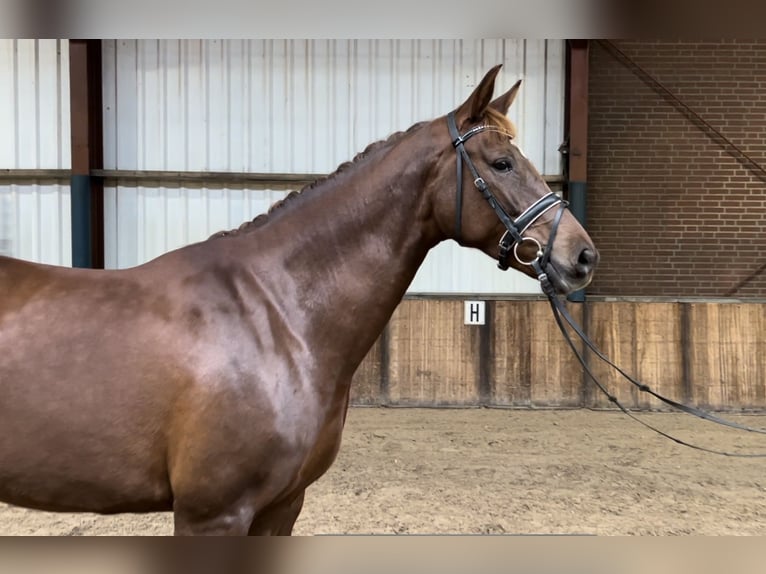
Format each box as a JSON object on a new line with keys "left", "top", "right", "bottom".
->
{"left": 513, "top": 236, "right": 543, "bottom": 266}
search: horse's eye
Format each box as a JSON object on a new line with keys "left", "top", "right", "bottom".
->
{"left": 492, "top": 159, "right": 513, "bottom": 172}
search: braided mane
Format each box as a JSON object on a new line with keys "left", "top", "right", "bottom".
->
{"left": 208, "top": 121, "right": 428, "bottom": 239}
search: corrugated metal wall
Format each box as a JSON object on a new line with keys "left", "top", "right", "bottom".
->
{"left": 102, "top": 39, "right": 565, "bottom": 293}
{"left": 0, "top": 39, "right": 71, "bottom": 265}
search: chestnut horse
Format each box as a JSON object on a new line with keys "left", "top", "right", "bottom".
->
{"left": 0, "top": 66, "right": 597, "bottom": 535}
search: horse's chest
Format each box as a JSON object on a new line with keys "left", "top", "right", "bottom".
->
{"left": 298, "top": 411, "right": 346, "bottom": 486}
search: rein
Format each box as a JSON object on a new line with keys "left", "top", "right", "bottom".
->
{"left": 541, "top": 292, "right": 766, "bottom": 458}
{"left": 541, "top": 284, "right": 766, "bottom": 458}
{"left": 448, "top": 111, "right": 766, "bottom": 458}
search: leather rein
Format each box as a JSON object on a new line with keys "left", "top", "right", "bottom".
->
{"left": 448, "top": 111, "right": 766, "bottom": 458}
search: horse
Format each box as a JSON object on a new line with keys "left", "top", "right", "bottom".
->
{"left": 0, "top": 65, "right": 598, "bottom": 535}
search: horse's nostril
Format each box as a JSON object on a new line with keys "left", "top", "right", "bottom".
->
{"left": 578, "top": 248, "right": 597, "bottom": 267}
{"left": 574, "top": 248, "right": 598, "bottom": 279}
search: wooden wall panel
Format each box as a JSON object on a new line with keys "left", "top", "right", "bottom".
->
{"left": 491, "top": 301, "right": 532, "bottom": 405}
{"left": 688, "top": 303, "right": 766, "bottom": 410}
{"left": 349, "top": 333, "right": 383, "bottom": 405}
{"left": 341, "top": 299, "right": 766, "bottom": 411}
{"left": 491, "top": 301, "right": 584, "bottom": 407}
{"left": 587, "top": 302, "right": 683, "bottom": 410}
{"left": 387, "top": 300, "right": 480, "bottom": 406}
{"left": 586, "top": 302, "right": 639, "bottom": 408}
{"left": 636, "top": 302, "right": 684, "bottom": 406}
{"left": 528, "top": 301, "right": 584, "bottom": 406}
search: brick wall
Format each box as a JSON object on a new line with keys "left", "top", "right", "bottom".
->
{"left": 587, "top": 40, "right": 766, "bottom": 297}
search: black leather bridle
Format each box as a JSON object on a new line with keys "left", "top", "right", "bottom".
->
{"left": 447, "top": 111, "right": 567, "bottom": 279}
{"left": 448, "top": 110, "right": 766, "bottom": 458}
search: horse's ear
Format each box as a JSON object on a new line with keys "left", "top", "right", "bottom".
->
{"left": 455, "top": 64, "right": 503, "bottom": 123}
{"left": 489, "top": 79, "right": 522, "bottom": 116}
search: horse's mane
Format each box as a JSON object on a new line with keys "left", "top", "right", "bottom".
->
{"left": 208, "top": 108, "right": 515, "bottom": 240}
{"left": 208, "top": 120, "right": 428, "bottom": 239}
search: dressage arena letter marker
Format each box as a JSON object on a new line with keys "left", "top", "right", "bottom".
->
{"left": 464, "top": 301, "right": 486, "bottom": 325}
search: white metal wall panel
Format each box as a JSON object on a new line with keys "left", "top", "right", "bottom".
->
{"left": 103, "top": 184, "right": 291, "bottom": 270}
{"left": 103, "top": 40, "right": 565, "bottom": 293}
{"left": 0, "top": 39, "right": 71, "bottom": 265}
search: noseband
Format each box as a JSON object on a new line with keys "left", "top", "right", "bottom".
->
{"left": 447, "top": 111, "right": 567, "bottom": 290}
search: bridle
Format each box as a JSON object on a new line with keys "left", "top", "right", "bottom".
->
{"left": 448, "top": 110, "right": 766, "bottom": 458}
{"left": 447, "top": 110, "right": 567, "bottom": 283}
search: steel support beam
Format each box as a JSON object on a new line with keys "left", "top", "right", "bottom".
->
{"left": 69, "top": 39, "right": 104, "bottom": 268}
{"left": 566, "top": 39, "right": 589, "bottom": 302}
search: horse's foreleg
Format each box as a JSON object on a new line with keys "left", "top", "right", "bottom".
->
{"left": 173, "top": 501, "right": 257, "bottom": 536}
{"left": 247, "top": 490, "right": 306, "bottom": 536}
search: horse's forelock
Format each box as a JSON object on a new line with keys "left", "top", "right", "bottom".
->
{"left": 484, "top": 107, "right": 517, "bottom": 141}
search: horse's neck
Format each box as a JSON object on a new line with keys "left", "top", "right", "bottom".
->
{"left": 252, "top": 131, "right": 441, "bottom": 369}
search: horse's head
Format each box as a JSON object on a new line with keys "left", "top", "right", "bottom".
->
{"left": 426, "top": 65, "right": 598, "bottom": 295}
